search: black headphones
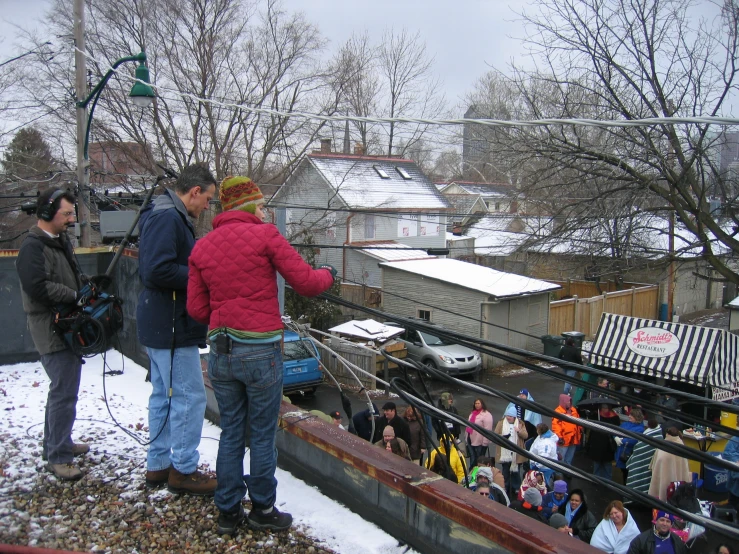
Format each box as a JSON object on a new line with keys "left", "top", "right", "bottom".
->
{"left": 38, "top": 190, "right": 65, "bottom": 222}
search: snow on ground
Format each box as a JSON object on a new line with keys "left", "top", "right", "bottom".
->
{"left": 0, "top": 354, "right": 417, "bottom": 554}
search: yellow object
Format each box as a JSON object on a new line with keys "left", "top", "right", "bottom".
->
{"left": 721, "top": 411, "right": 738, "bottom": 430}
{"left": 682, "top": 436, "right": 729, "bottom": 475}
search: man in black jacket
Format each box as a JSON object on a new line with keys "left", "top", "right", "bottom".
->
{"left": 558, "top": 338, "right": 583, "bottom": 394}
{"left": 627, "top": 511, "right": 687, "bottom": 554}
{"left": 16, "top": 188, "right": 88, "bottom": 481}
{"left": 373, "top": 402, "right": 411, "bottom": 445}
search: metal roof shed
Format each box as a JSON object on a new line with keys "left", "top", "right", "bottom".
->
{"left": 379, "top": 258, "right": 561, "bottom": 368}
{"left": 590, "top": 313, "right": 739, "bottom": 401}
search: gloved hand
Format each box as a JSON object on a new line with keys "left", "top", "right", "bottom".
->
{"left": 75, "top": 288, "right": 91, "bottom": 307}
{"left": 318, "top": 264, "right": 337, "bottom": 279}
{"left": 614, "top": 436, "right": 624, "bottom": 446}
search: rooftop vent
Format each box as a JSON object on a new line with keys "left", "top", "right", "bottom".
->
{"left": 373, "top": 165, "right": 390, "bottom": 179}
{"left": 396, "top": 167, "right": 412, "bottom": 180}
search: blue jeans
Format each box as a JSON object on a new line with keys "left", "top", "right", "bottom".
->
{"left": 208, "top": 341, "right": 283, "bottom": 513}
{"left": 558, "top": 444, "right": 576, "bottom": 466}
{"left": 593, "top": 460, "right": 613, "bottom": 480}
{"left": 146, "top": 346, "right": 206, "bottom": 474}
{"left": 40, "top": 349, "right": 82, "bottom": 464}
{"left": 563, "top": 369, "right": 577, "bottom": 393}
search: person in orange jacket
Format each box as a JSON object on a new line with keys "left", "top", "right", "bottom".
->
{"left": 551, "top": 394, "right": 582, "bottom": 467}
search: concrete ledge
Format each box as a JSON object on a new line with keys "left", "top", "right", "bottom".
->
{"left": 276, "top": 404, "right": 599, "bottom": 554}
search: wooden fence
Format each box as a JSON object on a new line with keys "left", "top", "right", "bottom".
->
{"left": 338, "top": 283, "right": 382, "bottom": 319}
{"left": 550, "top": 279, "right": 650, "bottom": 301}
{"left": 320, "top": 338, "right": 378, "bottom": 390}
{"left": 549, "top": 285, "right": 659, "bottom": 337}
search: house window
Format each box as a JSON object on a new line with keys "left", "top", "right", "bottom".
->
{"left": 417, "top": 309, "right": 431, "bottom": 321}
{"left": 373, "top": 165, "right": 390, "bottom": 179}
{"left": 396, "top": 167, "right": 412, "bottom": 180}
{"left": 495, "top": 202, "right": 501, "bottom": 211}
{"left": 364, "top": 214, "right": 375, "bottom": 239}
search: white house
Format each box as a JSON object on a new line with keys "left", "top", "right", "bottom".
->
{"left": 379, "top": 258, "right": 561, "bottom": 368}
{"left": 439, "top": 181, "right": 517, "bottom": 213}
{"left": 271, "top": 144, "right": 451, "bottom": 287}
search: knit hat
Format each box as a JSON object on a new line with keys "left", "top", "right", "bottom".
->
{"left": 553, "top": 480, "right": 568, "bottom": 494}
{"left": 476, "top": 467, "right": 494, "bottom": 484}
{"left": 219, "top": 176, "right": 264, "bottom": 213}
{"left": 523, "top": 487, "right": 542, "bottom": 507}
{"left": 329, "top": 410, "right": 341, "bottom": 420}
{"left": 549, "top": 513, "right": 568, "bottom": 529}
{"left": 519, "top": 389, "right": 529, "bottom": 396}
{"left": 655, "top": 510, "right": 675, "bottom": 522}
{"left": 504, "top": 405, "right": 518, "bottom": 418}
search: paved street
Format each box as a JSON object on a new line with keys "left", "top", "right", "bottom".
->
{"left": 290, "top": 363, "right": 730, "bottom": 552}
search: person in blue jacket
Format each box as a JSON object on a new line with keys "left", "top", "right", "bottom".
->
{"left": 541, "top": 479, "right": 569, "bottom": 519}
{"left": 137, "top": 164, "right": 217, "bottom": 495}
{"left": 614, "top": 408, "right": 645, "bottom": 483}
{"left": 351, "top": 404, "right": 380, "bottom": 442}
{"left": 723, "top": 433, "right": 739, "bottom": 511}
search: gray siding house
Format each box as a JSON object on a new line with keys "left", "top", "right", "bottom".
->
{"left": 271, "top": 146, "right": 451, "bottom": 287}
{"left": 379, "top": 258, "right": 560, "bottom": 368}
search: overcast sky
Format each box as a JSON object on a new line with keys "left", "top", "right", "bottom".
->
{"left": 1, "top": 0, "right": 532, "bottom": 116}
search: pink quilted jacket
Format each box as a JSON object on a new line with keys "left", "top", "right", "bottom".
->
{"left": 187, "top": 210, "right": 334, "bottom": 332}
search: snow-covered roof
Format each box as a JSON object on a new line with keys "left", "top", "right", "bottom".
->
{"left": 444, "top": 194, "right": 486, "bottom": 217}
{"left": 358, "top": 242, "right": 435, "bottom": 262}
{"left": 329, "top": 319, "right": 405, "bottom": 342}
{"left": 307, "top": 154, "right": 449, "bottom": 210}
{"left": 728, "top": 295, "right": 739, "bottom": 309}
{"left": 379, "top": 258, "right": 560, "bottom": 299}
{"left": 442, "top": 181, "right": 515, "bottom": 197}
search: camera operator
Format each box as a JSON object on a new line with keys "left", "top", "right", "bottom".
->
{"left": 16, "top": 188, "right": 89, "bottom": 481}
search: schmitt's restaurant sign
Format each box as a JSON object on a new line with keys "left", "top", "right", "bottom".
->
{"left": 626, "top": 327, "right": 681, "bottom": 358}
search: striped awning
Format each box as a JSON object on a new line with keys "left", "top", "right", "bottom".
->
{"left": 590, "top": 313, "right": 739, "bottom": 400}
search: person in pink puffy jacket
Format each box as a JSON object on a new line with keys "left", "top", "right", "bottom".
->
{"left": 187, "top": 176, "right": 335, "bottom": 535}
{"left": 466, "top": 398, "right": 494, "bottom": 468}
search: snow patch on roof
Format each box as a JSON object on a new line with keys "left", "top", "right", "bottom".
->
{"left": 380, "top": 258, "right": 560, "bottom": 298}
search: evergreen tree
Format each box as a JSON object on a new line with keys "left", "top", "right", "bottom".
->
{"left": 1, "top": 127, "right": 54, "bottom": 178}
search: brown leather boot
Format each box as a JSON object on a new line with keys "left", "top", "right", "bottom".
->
{"left": 167, "top": 468, "right": 217, "bottom": 496}
{"left": 145, "top": 466, "right": 171, "bottom": 488}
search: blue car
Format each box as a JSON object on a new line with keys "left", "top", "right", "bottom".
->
{"left": 282, "top": 330, "right": 324, "bottom": 395}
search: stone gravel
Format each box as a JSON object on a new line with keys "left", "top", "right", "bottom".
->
{"left": 0, "top": 433, "right": 336, "bottom": 553}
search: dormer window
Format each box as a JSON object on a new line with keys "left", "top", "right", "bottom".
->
{"left": 396, "top": 167, "right": 412, "bottom": 180}
{"left": 373, "top": 165, "right": 390, "bottom": 179}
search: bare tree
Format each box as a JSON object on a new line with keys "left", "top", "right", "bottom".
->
{"left": 467, "top": 0, "right": 739, "bottom": 283}
{"left": 377, "top": 29, "right": 446, "bottom": 158}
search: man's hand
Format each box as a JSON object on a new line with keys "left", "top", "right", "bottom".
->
{"left": 317, "top": 264, "right": 337, "bottom": 279}
{"left": 614, "top": 436, "right": 623, "bottom": 446}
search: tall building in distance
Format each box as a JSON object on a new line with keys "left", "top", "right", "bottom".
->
{"left": 719, "top": 131, "right": 739, "bottom": 175}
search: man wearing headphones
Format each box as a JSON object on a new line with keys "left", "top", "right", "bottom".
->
{"left": 16, "top": 188, "right": 89, "bottom": 481}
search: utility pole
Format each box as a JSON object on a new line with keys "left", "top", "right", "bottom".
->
{"left": 74, "top": 0, "right": 90, "bottom": 247}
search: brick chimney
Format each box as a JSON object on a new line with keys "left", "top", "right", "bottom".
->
{"left": 320, "top": 138, "right": 332, "bottom": 154}
{"left": 354, "top": 142, "right": 365, "bottom": 156}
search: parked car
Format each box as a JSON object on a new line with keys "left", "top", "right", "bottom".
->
{"left": 199, "top": 330, "right": 324, "bottom": 400}
{"left": 388, "top": 322, "right": 481, "bottom": 378}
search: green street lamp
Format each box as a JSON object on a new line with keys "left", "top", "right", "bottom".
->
{"left": 77, "top": 51, "right": 155, "bottom": 160}
{"left": 75, "top": 50, "right": 155, "bottom": 247}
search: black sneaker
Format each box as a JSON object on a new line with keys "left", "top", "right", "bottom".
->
{"left": 217, "top": 506, "right": 245, "bottom": 535}
{"left": 247, "top": 506, "right": 293, "bottom": 531}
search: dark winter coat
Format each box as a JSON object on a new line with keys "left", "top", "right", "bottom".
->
{"left": 352, "top": 407, "right": 379, "bottom": 442}
{"left": 586, "top": 413, "right": 621, "bottom": 463}
{"left": 373, "top": 415, "right": 411, "bottom": 445}
{"left": 510, "top": 500, "right": 548, "bottom": 523}
{"left": 16, "top": 227, "right": 82, "bottom": 354}
{"left": 406, "top": 419, "right": 424, "bottom": 460}
{"left": 626, "top": 529, "right": 688, "bottom": 554}
{"left": 567, "top": 498, "right": 598, "bottom": 544}
{"left": 558, "top": 344, "right": 583, "bottom": 365}
{"left": 187, "top": 210, "right": 333, "bottom": 332}
{"left": 136, "top": 190, "right": 207, "bottom": 349}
